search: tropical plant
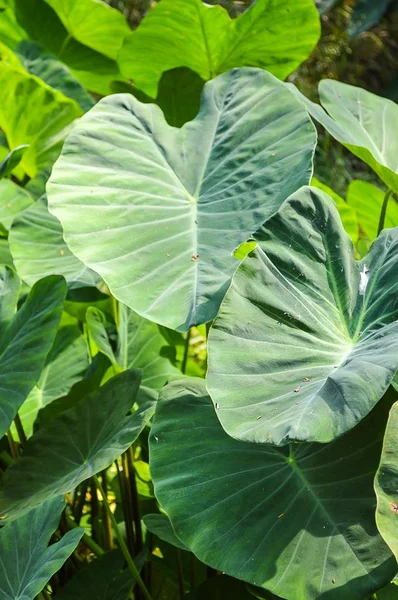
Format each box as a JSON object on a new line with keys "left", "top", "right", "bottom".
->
{"left": 0, "top": 1, "right": 397, "bottom": 599}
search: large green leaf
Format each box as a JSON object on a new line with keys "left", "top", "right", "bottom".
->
{"left": 0, "top": 271, "right": 66, "bottom": 438}
{"left": 56, "top": 550, "right": 133, "bottom": 600}
{"left": 149, "top": 378, "right": 396, "bottom": 600}
{"left": 47, "top": 68, "right": 317, "bottom": 331}
{"left": 12, "top": 0, "right": 128, "bottom": 95}
{"left": 311, "top": 177, "right": 358, "bottom": 243}
{"left": 8, "top": 195, "right": 101, "bottom": 287}
{"left": 118, "top": 0, "right": 320, "bottom": 97}
{"left": 0, "top": 144, "right": 28, "bottom": 179}
{"left": 0, "top": 264, "right": 19, "bottom": 324}
{"left": 207, "top": 186, "right": 398, "bottom": 444}
{"left": 17, "top": 324, "right": 89, "bottom": 436}
{"left": 0, "top": 6, "right": 26, "bottom": 48}
{"left": 0, "top": 496, "right": 83, "bottom": 600}
{"left": 0, "top": 61, "right": 82, "bottom": 178}
{"left": 143, "top": 514, "right": 189, "bottom": 551}
{"left": 375, "top": 400, "right": 398, "bottom": 561}
{"left": 347, "top": 180, "right": 398, "bottom": 243}
{"left": 378, "top": 583, "right": 398, "bottom": 600}
{"left": 0, "top": 369, "right": 154, "bottom": 520}
{"left": 15, "top": 40, "right": 94, "bottom": 111}
{"left": 292, "top": 80, "right": 398, "bottom": 193}
{"left": 0, "top": 178, "right": 34, "bottom": 231}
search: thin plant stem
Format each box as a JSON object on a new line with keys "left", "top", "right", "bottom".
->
{"left": 176, "top": 549, "right": 185, "bottom": 599}
{"left": 190, "top": 553, "right": 196, "bottom": 590}
{"left": 377, "top": 189, "right": 392, "bottom": 236}
{"left": 101, "top": 470, "right": 113, "bottom": 551}
{"left": 93, "top": 475, "right": 153, "bottom": 600}
{"left": 181, "top": 329, "right": 191, "bottom": 374}
{"left": 14, "top": 413, "right": 27, "bottom": 444}
{"left": 111, "top": 294, "right": 119, "bottom": 328}
{"left": 73, "top": 480, "right": 88, "bottom": 525}
{"left": 66, "top": 515, "right": 104, "bottom": 556}
{"left": 127, "top": 446, "right": 143, "bottom": 552}
{"left": 120, "top": 453, "right": 137, "bottom": 555}
{"left": 7, "top": 429, "right": 19, "bottom": 460}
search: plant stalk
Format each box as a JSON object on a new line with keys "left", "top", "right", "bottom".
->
{"left": 127, "top": 446, "right": 143, "bottom": 553}
{"left": 93, "top": 475, "right": 153, "bottom": 600}
{"left": 66, "top": 515, "right": 105, "bottom": 556}
{"left": 377, "top": 189, "right": 392, "bottom": 236}
{"left": 14, "top": 413, "right": 27, "bottom": 444}
{"left": 7, "top": 429, "right": 19, "bottom": 460}
{"left": 181, "top": 329, "right": 191, "bottom": 374}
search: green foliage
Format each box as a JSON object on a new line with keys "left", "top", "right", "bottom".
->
{"left": 0, "top": 2, "right": 396, "bottom": 598}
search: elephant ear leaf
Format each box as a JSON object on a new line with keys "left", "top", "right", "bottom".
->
{"left": 0, "top": 144, "right": 28, "bottom": 179}
{"left": 0, "top": 496, "right": 83, "bottom": 600}
{"left": 47, "top": 67, "right": 317, "bottom": 331}
{"left": 375, "top": 400, "right": 398, "bottom": 562}
{"left": 291, "top": 80, "right": 398, "bottom": 193}
{"left": 0, "top": 369, "right": 154, "bottom": 521}
{"left": 207, "top": 186, "right": 398, "bottom": 444}
{"left": 0, "top": 272, "right": 66, "bottom": 438}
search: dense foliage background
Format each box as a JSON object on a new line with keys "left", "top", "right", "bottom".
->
{"left": 0, "top": 1, "right": 397, "bottom": 599}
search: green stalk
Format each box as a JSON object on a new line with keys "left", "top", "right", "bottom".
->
{"left": 377, "top": 189, "right": 393, "bottom": 236}
{"left": 66, "top": 515, "right": 105, "bottom": 556}
{"left": 176, "top": 549, "right": 185, "bottom": 599}
{"left": 120, "top": 454, "right": 137, "bottom": 555}
{"left": 127, "top": 446, "right": 143, "bottom": 553}
{"left": 181, "top": 329, "right": 191, "bottom": 374}
{"left": 93, "top": 475, "right": 153, "bottom": 600}
{"left": 102, "top": 470, "right": 113, "bottom": 551}
{"left": 7, "top": 429, "right": 19, "bottom": 460}
{"left": 14, "top": 413, "right": 27, "bottom": 444}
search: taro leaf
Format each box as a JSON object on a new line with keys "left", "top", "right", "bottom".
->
{"left": 207, "top": 186, "right": 398, "bottom": 445}
{"left": 47, "top": 68, "right": 317, "bottom": 331}
{"left": 312, "top": 177, "right": 358, "bottom": 243}
{"left": 0, "top": 369, "right": 154, "bottom": 521}
{"left": 9, "top": 195, "right": 100, "bottom": 287}
{"left": 25, "top": 164, "right": 52, "bottom": 199}
{"left": 0, "top": 238, "right": 13, "bottom": 267}
{"left": 17, "top": 324, "right": 89, "bottom": 436}
{"left": 292, "top": 80, "right": 398, "bottom": 193}
{"left": 0, "top": 264, "right": 20, "bottom": 325}
{"left": 0, "top": 144, "right": 29, "bottom": 179}
{"left": 13, "top": 0, "right": 128, "bottom": 95}
{"left": 150, "top": 378, "right": 397, "bottom": 600}
{"left": 348, "top": 0, "right": 393, "bottom": 36}
{"left": 185, "top": 575, "right": 256, "bottom": 600}
{"left": 0, "top": 496, "right": 83, "bottom": 600}
{"left": 15, "top": 40, "right": 94, "bottom": 112}
{"left": 378, "top": 582, "right": 398, "bottom": 599}
{"left": 111, "top": 67, "right": 206, "bottom": 128}
{"left": 55, "top": 549, "right": 133, "bottom": 600}
{"left": 347, "top": 180, "right": 398, "bottom": 242}
{"left": 0, "top": 7, "right": 26, "bottom": 48}
{"left": 143, "top": 514, "right": 189, "bottom": 551}
{"left": 118, "top": 0, "right": 320, "bottom": 97}
{"left": 0, "top": 272, "right": 66, "bottom": 438}
{"left": 0, "top": 179, "right": 33, "bottom": 232}
{"left": 375, "top": 400, "right": 398, "bottom": 561}
{"left": 0, "top": 62, "right": 82, "bottom": 178}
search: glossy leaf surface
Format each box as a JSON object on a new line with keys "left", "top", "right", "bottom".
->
{"left": 0, "top": 370, "right": 153, "bottom": 520}
{"left": 0, "top": 496, "right": 83, "bottom": 600}
{"left": 0, "top": 178, "right": 34, "bottom": 231}
{"left": 150, "top": 378, "right": 396, "bottom": 600}
{"left": 375, "top": 400, "right": 398, "bottom": 561}
{"left": 47, "top": 68, "right": 317, "bottom": 330}
{"left": 207, "top": 187, "right": 398, "bottom": 444}
{"left": 119, "top": 0, "right": 320, "bottom": 96}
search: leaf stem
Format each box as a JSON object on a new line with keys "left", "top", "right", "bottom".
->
{"left": 14, "top": 413, "right": 27, "bottom": 444}
{"left": 181, "top": 329, "right": 191, "bottom": 374}
{"left": 93, "top": 474, "right": 153, "bottom": 600}
{"left": 7, "top": 429, "right": 19, "bottom": 460}
{"left": 377, "top": 189, "right": 392, "bottom": 236}
{"left": 66, "top": 515, "right": 105, "bottom": 556}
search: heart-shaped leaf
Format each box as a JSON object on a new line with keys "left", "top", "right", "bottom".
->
{"left": 347, "top": 180, "right": 398, "bottom": 243}
{"left": 9, "top": 195, "right": 100, "bottom": 287}
{"left": 16, "top": 324, "right": 89, "bottom": 437}
{"left": 47, "top": 68, "right": 317, "bottom": 331}
{"left": 0, "top": 369, "right": 154, "bottom": 521}
{"left": 375, "top": 400, "right": 398, "bottom": 561}
{"left": 207, "top": 186, "right": 398, "bottom": 444}
{"left": 0, "top": 496, "right": 83, "bottom": 600}
{"left": 149, "top": 378, "right": 396, "bottom": 600}
{"left": 118, "top": 0, "right": 320, "bottom": 97}
{"left": 0, "top": 270, "right": 66, "bottom": 438}
{"left": 292, "top": 80, "right": 398, "bottom": 193}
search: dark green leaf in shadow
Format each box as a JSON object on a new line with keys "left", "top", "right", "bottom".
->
{"left": 149, "top": 378, "right": 397, "bottom": 600}
{"left": 143, "top": 514, "right": 189, "bottom": 551}
{"left": 185, "top": 574, "right": 256, "bottom": 599}
{"left": 0, "top": 495, "right": 83, "bottom": 600}
{"left": 0, "top": 271, "right": 66, "bottom": 438}
{"left": 0, "top": 369, "right": 154, "bottom": 520}
{"left": 207, "top": 186, "right": 398, "bottom": 444}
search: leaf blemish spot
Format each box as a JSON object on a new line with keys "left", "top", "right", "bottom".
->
{"left": 191, "top": 254, "right": 199, "bottom": 261}
{"left": 294, "top": 385, "right": 300, "bottom": 393}
{"left": 389, "top": 501, "right": 398, "bottom": 514}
